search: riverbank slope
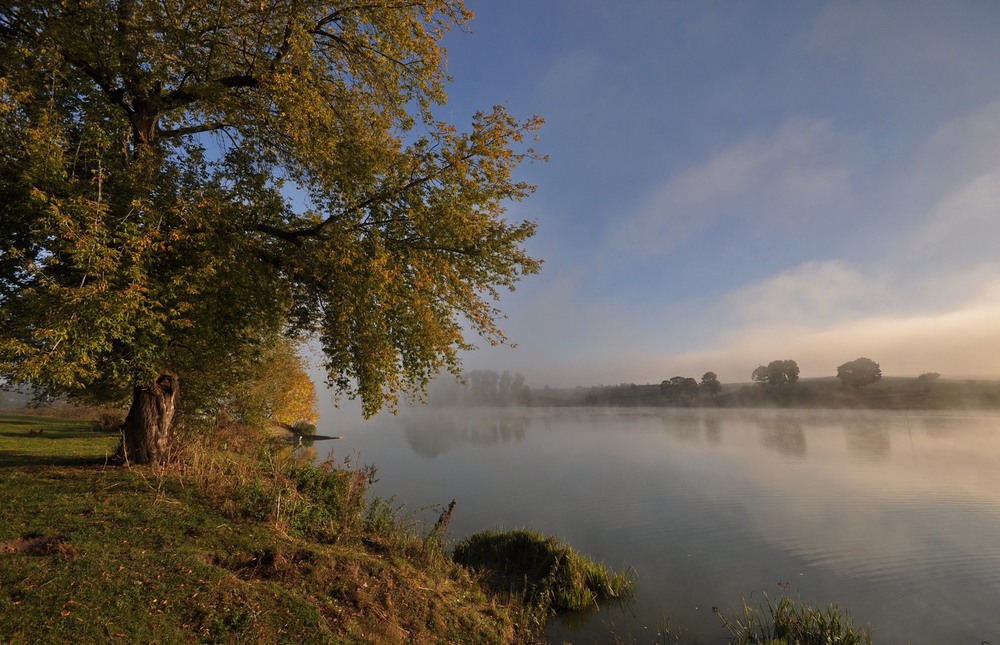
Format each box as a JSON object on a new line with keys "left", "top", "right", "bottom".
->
{"left": 0, "top": 414, "right": 542, "bottom": 643}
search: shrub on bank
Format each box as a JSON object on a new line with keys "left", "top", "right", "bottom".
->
{"left": 452, "top": 528, "right": 634, "bottom": 612}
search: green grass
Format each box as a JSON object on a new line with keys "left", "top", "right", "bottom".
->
{"left": 717, "top": 592, "right": 873, "bottom": 645}
{"left": 0, "top": 413, "right": 541, "bottom": 644}
{"left": 452, "top": 528, "right": 634, "bottom": 613}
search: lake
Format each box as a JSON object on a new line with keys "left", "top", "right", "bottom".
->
{"left": 315, "top": 406, "right": 1000, "bottom": 643}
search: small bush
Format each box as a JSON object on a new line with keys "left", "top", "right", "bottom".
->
{"left": 283, "top": 459, "right": 375, "bottom": 541}
{"left": 452, "top": 528, "right": 634, "bottom": 612}
{"left": 291, "top": 419, "right": 317, "bottom": 435}
{"left": 235, "top": 478, "right": 279, "bottom": 522}
{"left": 90, "top": 410, "right": 125, "bottom": 433}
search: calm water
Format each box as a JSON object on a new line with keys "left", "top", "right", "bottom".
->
{"left": 315, "top": 406, "right": 1000, "bottom": 643}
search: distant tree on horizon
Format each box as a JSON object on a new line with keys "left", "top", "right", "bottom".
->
{"left": 463, "top": 369, "right": 530, "bottom": 405}
{"left": 700, "top": 371, "right": 722, "bottom": 396}
{"left": 660, "top": 376, "right": 699, "bottom": 402}
{"left": 752, "top": 360, "right": 799, "bottom": 386}
{"left": 837, "top": 357, "right": 882, "bottom": 388}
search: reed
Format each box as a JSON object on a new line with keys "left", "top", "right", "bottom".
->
{"left": 716, "top": 592, "right": 873, "bottom": 644}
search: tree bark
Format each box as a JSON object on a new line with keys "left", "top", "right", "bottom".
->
{"left": 117, "top": 371, "right": 178, "bottom": 465}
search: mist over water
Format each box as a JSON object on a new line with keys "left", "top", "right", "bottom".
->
{"left": 315, "top": 406, "right": 1000, "bottom": 643}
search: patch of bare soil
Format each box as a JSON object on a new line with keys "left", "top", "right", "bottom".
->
{"left": 0, "top": 534, "right": 77, "bottom": 558}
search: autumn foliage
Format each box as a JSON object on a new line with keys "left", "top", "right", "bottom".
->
{"left": 0, "top": 2, "right": 542, "bottom": 420}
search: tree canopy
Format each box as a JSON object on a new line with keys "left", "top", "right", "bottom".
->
{"left": 837, "top": 357, "right": 882, "bottom": 388}
{"left": 0, "top": 1, "right": 543, "bottom": 417}
{"left": 752, "top": 360, "right": 799, "bottom": 386}
{"left": 699, "top": 371, "right": 722, "bottom": 396}
{"left": 660, "top": 376, "right": 699, "bottom": 402}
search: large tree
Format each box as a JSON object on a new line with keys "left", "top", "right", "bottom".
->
{"left": 0, "top": 2, "right": 543, "bottom": 462}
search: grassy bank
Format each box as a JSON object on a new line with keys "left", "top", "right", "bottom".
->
{"left": 0, "top": 414, "right": 544, "bottom": 643}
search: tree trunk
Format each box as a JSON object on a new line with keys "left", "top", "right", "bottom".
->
{"left": 118, "top": 371, "right": 178, "bottom": 465}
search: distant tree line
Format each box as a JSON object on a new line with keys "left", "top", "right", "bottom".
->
{"left": 660, "top": 372, "right": 722, "bottom": 402}
{"left": 429, "top": 370, "right": 530, "bottom": 406}
{"left": 427, "top": 356, "right": 992, "bottom": 411}
{"left": 640, "top": 356, "right": 887, "bottom": 407}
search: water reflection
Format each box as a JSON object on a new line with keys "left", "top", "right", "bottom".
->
{"left": 757, "top": 416, "right": 807, "bottom": 457}
{"left": 660, "top": 411, "right": 701, "bottom": 443}
{"left": 842, "top": 417, "right": 891, "bottom": 462}
{"left": 403, "top": 410, "right": 526, "bottom": 458}
{"left": 703, "top": 415, "right": 722, "bottom": 445}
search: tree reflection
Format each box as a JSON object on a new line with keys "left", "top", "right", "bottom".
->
{"left": 404, "top": 412, "right": 527, "bottom": 458}
{"left": 842, "top": 417, "right": 891, "bottom": 461}
{"left": 661, "top": 411, "right": 703, "bottom": 443}
{"left": 757, "top": 416, "right": 807, "bottom": 458}
{"left": 703, "top": 415, "right": 722, "bottom": 445}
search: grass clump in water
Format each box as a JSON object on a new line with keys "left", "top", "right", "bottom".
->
{"left": 452, "top": 528, "right": 634, "bottom": 613}
{"left": 716, "top": 592, "right": 873, "bottom": 644}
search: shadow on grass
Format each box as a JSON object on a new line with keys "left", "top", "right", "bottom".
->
{"left": 0, "top": 419, "right": 119, "bottom": 468}
{"left": 0, "top": 452, "right": 114, "bottom": 467}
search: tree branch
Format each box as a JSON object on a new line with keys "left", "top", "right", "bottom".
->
{"left": 158, "top": 121, "right": 234, "bottom": 139}
{"left": 161, "top": 75, "right": 260, "bottom": 110}
{"left": 254, "top": 223, "right": 310, "bottom": 247}
{"left": 58, "top": 50, "right": 133, "bottom": 115}
{"left": 253, "top": 147, "right": 479, "bottom": 244}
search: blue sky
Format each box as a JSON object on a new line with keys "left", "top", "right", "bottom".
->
{"left": 425, "top": 0, "right": 1000, "bottom": 387}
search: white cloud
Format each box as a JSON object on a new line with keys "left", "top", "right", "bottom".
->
{"left": 614, "top": 118, "right": 855, "bottom": 256}
{"left": 713, "top": 260, "right": 891, "bottom": 327}
{"left": 890, "top": 102, "right": 1000, "bottom": 271}
{"left": 504, "top": 255, "right": 1000, "bottom": 387}
{"left": 904, "top": 169, "right": 1000, "bottom": 261}
{"left": 674, "top": 300, "right": 1000, "bottom": 383}
{"left": 912, "top": 100, "right": 1000, "bottom": 187}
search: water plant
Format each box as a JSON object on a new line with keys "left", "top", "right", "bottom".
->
{"left": 716, "top": 591, "right": 873, "bottom": 644}
{"left": 452, "top": 528, "right": 634, "bottom": 613}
